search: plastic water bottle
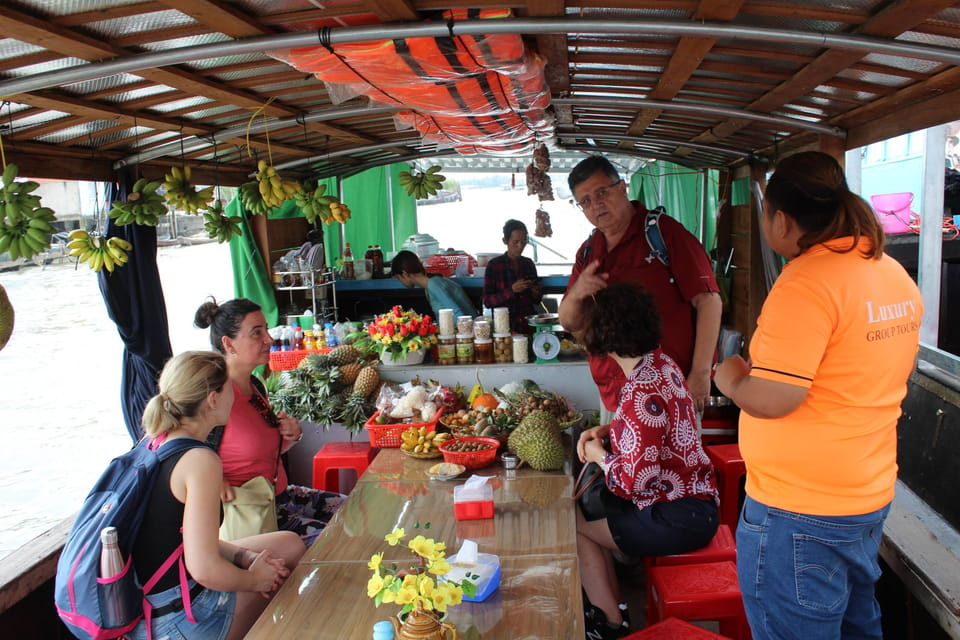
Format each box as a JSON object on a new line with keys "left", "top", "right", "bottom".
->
{"left": 324, "top": 322, "right": 338, "bottom": 348}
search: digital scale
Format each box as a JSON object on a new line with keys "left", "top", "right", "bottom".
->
{"left": 527, "top": 313, "right": 561, "bottom": 363}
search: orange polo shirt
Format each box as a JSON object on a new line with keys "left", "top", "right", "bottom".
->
{"left": 741, "top": 237, "right": 922, "bottom": 516}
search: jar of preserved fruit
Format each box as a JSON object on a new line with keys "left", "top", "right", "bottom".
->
{"left": 456, "top": 333, "right": 475, "bottom": 364}
{"left": 473, "top": 319, "right": 491, "bottom": 340}
{"left": 493, "top": 333, "right": 512, "bottom": 363}
{"left": 474, "top": 338, "right": 493, "bottom": 364}
{"left": 437, "top": 334, "right": 457, "bottom": 365}
{"left": 512, "top": 334, "right": 529, "bottom": 364}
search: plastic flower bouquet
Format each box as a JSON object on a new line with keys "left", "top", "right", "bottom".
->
{"left": 361, "top": 305, "right": 439, "bottom": 358}
{"left": 367, "top": 523, "right": 476, "bottom": 616}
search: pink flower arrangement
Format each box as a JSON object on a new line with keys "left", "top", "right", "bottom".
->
{"left": 365, "top": 306, "right": 439, "bottom": 357}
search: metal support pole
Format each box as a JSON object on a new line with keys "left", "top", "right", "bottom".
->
{"left": 919, "top": 125, "right": 945, "bottom": 347}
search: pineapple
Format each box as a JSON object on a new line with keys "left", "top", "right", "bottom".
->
{"left": 328, "top": 344, "right": 360, "bottom": 366}
{"left": 339, "top": 361, "right": 363, "bottom": 385}
{"left": 338, "top": 391, "right": 373, "bottom": 431}
{"left": 354, "top": 365, "right": 380, "bottom": 398}
{"left": 299, "top": 353, "right": 330, "bottom": 370}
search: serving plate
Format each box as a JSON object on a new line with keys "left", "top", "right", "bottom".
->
{"left": 427, "top": 462, "right": 466, "bottom": 481}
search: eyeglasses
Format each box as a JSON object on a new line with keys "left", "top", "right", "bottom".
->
{"left": 575, "top": 180, "right": 622, "bottom": 211}
{"left": 249, "top": 391, "right": 280, "bottom": 429}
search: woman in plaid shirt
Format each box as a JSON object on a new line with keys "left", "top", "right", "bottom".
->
{"left": 481, "top": 219, "right": 542, "bottom": 334}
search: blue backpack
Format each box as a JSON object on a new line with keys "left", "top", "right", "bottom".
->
{"left": 55, "top": 436, "right": 208, "bottom": 640}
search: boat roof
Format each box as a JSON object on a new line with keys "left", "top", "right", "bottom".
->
{"left": 1, "top": 1, "right": 958, "bottom": 183}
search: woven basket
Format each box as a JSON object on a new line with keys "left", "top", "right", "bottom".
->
{"left": 400, "top": 448, "right": 443, "bottom": 459}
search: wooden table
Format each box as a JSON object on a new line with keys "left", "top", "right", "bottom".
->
{"left": 246, "top": 449, "right": 584, "bottom": 639}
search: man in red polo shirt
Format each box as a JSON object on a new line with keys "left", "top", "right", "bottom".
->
{"left": 559, "top": 155, "right": 722, "bottom": 412}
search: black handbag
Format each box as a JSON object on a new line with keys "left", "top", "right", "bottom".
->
{"left": 573, "top": 462, "right": 636, "bottom": 522}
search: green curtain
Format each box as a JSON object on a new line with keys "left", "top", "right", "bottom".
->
{"left": 628, "top": 162, "right": 719, "bottom": 251}
{"left": 323, "top": 163, "right": 417, "bottom": 266}
{"left": 227, "top": 196, "right": 279, "bottom": 327}
{"left": 732, "top": 177, "right": 751, "bottom": 207}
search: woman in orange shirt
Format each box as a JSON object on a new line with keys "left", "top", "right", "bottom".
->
{"left": 715, "top": 152, "right": 922, "bottom": 640}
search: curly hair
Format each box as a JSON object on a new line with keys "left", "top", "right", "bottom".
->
{"left": 580, "top": 282, "right": 662, "bottom": 357}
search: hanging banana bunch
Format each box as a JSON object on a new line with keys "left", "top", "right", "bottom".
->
{"left": 293, "top": 183, "right": 352, "bottom": 225}
{"left": 397, "top": 165, "right": 446, "bottom": 200}
{"left": 163, "top": 165, "right": 215, "bottom": 214}
{"left": 238, "top": 180, "right": 271, "bottom": 216}
{"left": 201, "top": 200, "right": 243, "bottom": 243}
{"left": 0, "top": 163, "right": 58, "bottom": 261}
{"left": 67, "top": 230, "right": 132, "bottom": 273}
{"left": 108, "top": 178, "right": 167, "bottom": 226}
{"left": 255, "top": 160, "right": 301, "bottom": 208}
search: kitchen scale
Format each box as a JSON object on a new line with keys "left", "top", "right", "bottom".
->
{"left": 527, "top": 313, "right": 561, "bottom": 363}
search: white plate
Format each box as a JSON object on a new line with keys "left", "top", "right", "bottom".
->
{"left": 427, "top": 462, "right": 466, "bottom": 481}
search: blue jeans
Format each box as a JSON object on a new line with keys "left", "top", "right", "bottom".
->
{"left": 737, "top": 495, "right": 890, "bottom": 640}
{"left": 127, "top": 581, "right": 235, "bottom": 640}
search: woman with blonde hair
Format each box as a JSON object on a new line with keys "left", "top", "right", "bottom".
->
{"left": 128, "top": 350, "right": 305, "bottom": 640}
{"left": 715, "top": 151, "right": 922, "bottom": 639}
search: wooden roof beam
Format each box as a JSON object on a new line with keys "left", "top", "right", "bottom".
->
{"left": 361, "top": 0, "right": 419, "bottom": 23}
{"left": 687, "top": 0, "right": 957, "bottom": 147}
{"left": 622, "top": 0, "right": 745, "bottom": 146}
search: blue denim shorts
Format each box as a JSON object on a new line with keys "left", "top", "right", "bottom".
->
{"left": 737, "top": 495, "right": 890, "bottom": 640}
{"left": 127, "top": 581, "right": 236, "bottom": 640}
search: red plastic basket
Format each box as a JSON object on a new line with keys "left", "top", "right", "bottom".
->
{"left": 423, "top": 252, "right": 478, "bottom": 277}
{"left": 269, "top": 348, "right": 331, "bottom": 371}
{"left": 364, "top": 409, "right": 444, "bottom": 448}
{"left": 438, "top": 436, "right": 500, "bottom": 470}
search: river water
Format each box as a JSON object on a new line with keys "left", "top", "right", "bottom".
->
{"left": 0, "top": 241, "right": 233, "bottom": 559}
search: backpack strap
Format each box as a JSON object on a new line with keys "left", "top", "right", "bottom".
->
{"left": 644, "top": 207, "right": 670, "bottom": 266}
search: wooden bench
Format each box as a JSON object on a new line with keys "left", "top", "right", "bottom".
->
{"left": 880, "top": 480, "right": 960, "bottom": 638}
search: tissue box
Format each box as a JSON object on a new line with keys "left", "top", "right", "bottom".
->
{"left": 454, "top": 482, "right": 494, "bottom": 520}
{"left": 446, "top": 551, "right": 501, "bottom": 602}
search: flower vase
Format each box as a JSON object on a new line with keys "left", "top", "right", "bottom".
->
{"left": 393, "top": 609, "right": 456, "bottom": 640}
{"left": 380, "top": 349, "right": 426, "bottom": 367}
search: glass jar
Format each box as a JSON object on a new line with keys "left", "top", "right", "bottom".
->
{"left": 512, "top": 334, "right": 529, "bottom": 364}
{"left": 457, "top": 315, "right": 474, "bottom": 336}
{"left": 473, "top": 319, "right": 491, "bottom": 340}
{"left": 438, "top": 309, "right": 455, "bottom": 336}
{"left": 437, "top": 334, "right": 457, "bottom": 366}
{"left": 493, "top": 333, "right": 512, "bottom": 363}
{"left": 474, "top": 338, "right": 493, "bottom": 364}
{"left": 493, "top": 307, "right": 510, "bottom": 334}
{"left": 456, "top": 333, "right": 475, "bottom": 364}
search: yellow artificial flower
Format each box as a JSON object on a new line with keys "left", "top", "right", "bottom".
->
{"left": 385, "top": 528, "right": 405, "bottom": 546}
{"left": 395, "top": 584, "right": 417, "bottom": 605}
{"left": 408, "top": 342, "right": 420, "bottom": 351}
{"left": 408, "top": 535, "right": 435, "bottom": 558}
{"left": 367, "top": 574, "right": 384, "bottom": 598}
{"left": 368, "top": 552, "right": 383, "bottom": 571}
{"left": 427, "top": 557, "right": 451, "bottom": 576}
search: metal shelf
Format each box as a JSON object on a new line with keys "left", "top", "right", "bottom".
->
{"left": 274, "top": 269, "right": 338, "bottom": 322}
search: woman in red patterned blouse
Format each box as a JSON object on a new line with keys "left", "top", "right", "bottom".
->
{"left": 576, "top": 282, "right": 719, "bottom": 639}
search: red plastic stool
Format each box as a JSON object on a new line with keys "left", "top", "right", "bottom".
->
{"left": 705, "top": 444, "right": 746, "bottom": 533}
{"left": 647, "top": 561, "right": 750, "bottom": 640}
{"left": 311, "top": 442, "right": 377, "bottom": 493}
{"left": 645, "top": 525, "right": 736, "bottom": 569}
{"left": 624, "top": 617, "right": 730, "bottom": 638}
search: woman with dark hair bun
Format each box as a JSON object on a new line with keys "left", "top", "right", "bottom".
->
{"left": 576, "top": 281, "right": 718, "bottom": 639}
{"left": 194, "top": 297, "right": 344, "bottom": 546}
{"left": 481, "top": 219, "right": 542, "bottom": 334}
{"left": 714, "top": 151, "right": 923, "bottom": 639}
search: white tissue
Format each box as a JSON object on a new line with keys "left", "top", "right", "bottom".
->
{"left": 454, "top": 475, "right": 494, "bottom": 502}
